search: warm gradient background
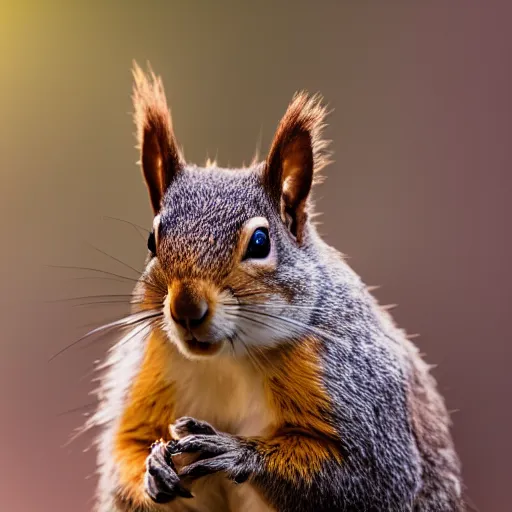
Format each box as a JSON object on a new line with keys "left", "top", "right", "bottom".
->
{"left": 1, "top": 2, "right": 510, "bottom": 511}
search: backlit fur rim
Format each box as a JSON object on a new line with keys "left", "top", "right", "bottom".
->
{"left": 267, "top": 91, "right": 333, "bottom": 186}
{"left": 131, "top": 60, "right": 184, "bottom": 164}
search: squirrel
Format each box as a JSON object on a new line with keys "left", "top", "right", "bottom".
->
{"left": 86, "top": 61, "right": 465, "bottom": 512}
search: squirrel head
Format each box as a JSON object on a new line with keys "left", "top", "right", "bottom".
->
{"left": 132, "top": 62, "right": 331, "bottom": 359}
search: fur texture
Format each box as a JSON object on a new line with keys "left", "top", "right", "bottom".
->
{"left": 88, "top": 63, "right": 464, "bottom": 512}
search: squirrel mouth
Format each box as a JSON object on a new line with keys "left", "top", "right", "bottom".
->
{"left": 183, "top": 336, "right": 223, "bottom": 356}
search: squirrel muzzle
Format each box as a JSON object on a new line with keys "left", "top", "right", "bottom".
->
{"left": 168, "top": 280, "right": 224, "bottom": 357}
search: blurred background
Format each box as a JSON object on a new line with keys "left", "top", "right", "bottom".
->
{"left": 1, "top": 1, "right": 511, "bottom": 511}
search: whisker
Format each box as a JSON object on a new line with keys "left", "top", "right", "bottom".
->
{"left": 223, "top": 313, "right": 291, "bottom": 376}
{"left": 223, "top": 301, "right": 322, "bottom": 312}
{"left": 88, "top": 319, "right": 158, "bottom": 375}
{"left": 48, "top": 309, "right": 163, "bottom": 362}
{"left": 73, "top": 276, "right": 134, "bottom": 284}
{"left": 226, "top": 335, "right": 236, "bottom": 357}
{"left": 76, "top": 309, "right": 161, "bottom": 331}
{"left": 47, "top": 264, "right": 140, "bottom": 283}
{"left": 236, "top": 327, "right": 280, "bottom": 376}
{"left": 225, "top": 289, "right": 272, "bottom": 300}
{"left": 71, "top": 300, "right": 163, "bottom": 310}
{"left": 76, "top": 314, "right": 163, "bottom": 361}
{"left": 237, "top": 307, "right": 339, "bottom": 344}
{"left": 47, "top": 294, "right": 134, "bottom": 303}
{"left": 112, "top": 318, "right": 158, "bottom": 351}
{"left": 56, "top": 402, "right": 97, "bottom": 418}
{"left": 71, "top": 300, "right": 139, "bottom": 308}
{"left": 250, "top": 342, "right": 280, "bottom": 375}
{"left": 103, "top": 215, "right": 149, "bottom": 238}
{"left": 47, "top": 264, "right": 166, "bottom": 295}
{"left": 85, "top": 241, "right": 143, "bottom": 276}
{"left": 233, "top": 330, "right": 266, "bottom": 374}
{"left": 225, "top": 311, "right": 301, "bottom": 340}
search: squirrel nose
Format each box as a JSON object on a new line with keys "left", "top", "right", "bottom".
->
{"left": 170, "top": 285, "right": 209, "bottom": 328}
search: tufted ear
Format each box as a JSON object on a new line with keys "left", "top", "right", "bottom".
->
{"left": 132, "top": 61, "right": 183, "bottom": 214}
{"left": 263, "top": 92, "right": 330, "bottom": 244}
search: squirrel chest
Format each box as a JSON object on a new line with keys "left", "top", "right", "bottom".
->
{"left": 172, "top": 350, "right": 276, "bottom": 438}
{"left": 123, "top": 331, "right": 276, "bottom": 511}
{"left": 129, "top": 331, "right": 276, "bottom": 438}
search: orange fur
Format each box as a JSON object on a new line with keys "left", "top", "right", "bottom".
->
{"left": 264, "top": 337, "right": 337, "bottom": 437}
{"left": 112, "top": 332, "right": 340, "bottom": 502}
{"left": 254, "top": 336, "right": 342, "bottom": 483}
{"left": 114, "top": 331, "right": 176, "bottom": 504}
{"left": 255, "top": 433, "right": 341, "bottom": 484}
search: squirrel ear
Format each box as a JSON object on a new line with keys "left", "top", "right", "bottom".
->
{"left": 263, "top": 92, "right": 330, "bottom": 244}
{"left": 132, "top": 61, "right": 183, "bottom": 214}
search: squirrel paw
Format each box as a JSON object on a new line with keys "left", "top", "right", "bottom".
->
{"left": 171, "top": 416, "right": 217, "bottom": 438}
{"left": 169, "top": 418, "right": 253, "bottom": 484}
{"left": 144, "top": 440, "right": 193, "bottom": 503}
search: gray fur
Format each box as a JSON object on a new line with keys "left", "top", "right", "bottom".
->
{"left": 164, "top": 167, "right": 464, "bottom": 510}
{"left": 91, "top": 67, "right": 464, "bottom": 511}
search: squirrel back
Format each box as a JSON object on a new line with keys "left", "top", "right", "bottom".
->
{"left": 88, "top": 62, "right": 464, "bottom": 512}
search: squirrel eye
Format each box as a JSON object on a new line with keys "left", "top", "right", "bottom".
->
{"left": 244, "top": 228, "right": 270, "bottom": 260}
{"left": 147, "top": 231, "right": 157, "bottom": 256}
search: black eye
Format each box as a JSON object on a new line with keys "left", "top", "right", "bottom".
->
{"left": 147, "top": 231, "right": 156, "bottom": 256}
{"left": 244, "top": 227, "right": 270, "bottom": 260}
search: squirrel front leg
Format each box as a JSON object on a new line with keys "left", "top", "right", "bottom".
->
{"left": 114, "top": 424, "right": 192, "bottom": 510}
{"left": 111, "top": 333, "right": 192, "bottom": 510}
{"left": 170, "top": 418, "right": 342, "bottom": 512}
